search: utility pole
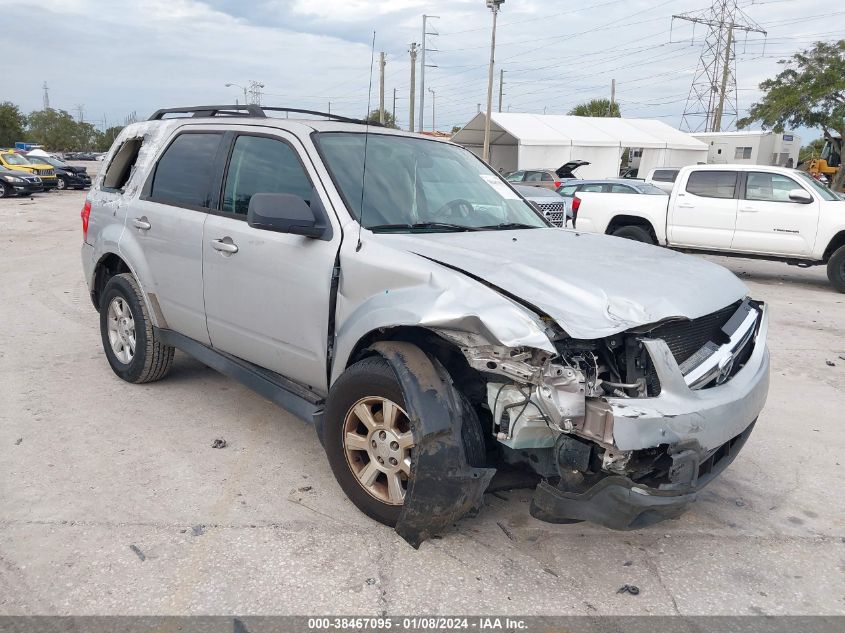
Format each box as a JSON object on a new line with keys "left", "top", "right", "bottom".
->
{"left": 42, "top": 82, "right": 50, "bottom": 110}
{"left": 482, "top": 0, "right": 504, "bottom": 164}
{"left": 409, "top": 42, "right": 418, "bottom": 132}
{"left": 418, "top": 14, "right": 439, "bottom": 134}
{"left": 674, "top": 0, "right": 766, "bottom": 132}
{"left": 328, "top": 102, "right": 331, "bottom": 114}
{"left": 378, "top": 52, "right": 386, "bottom": 125}
{"left": 429, "top": 87, "right": 436, "bottom": 132}
{"left": 610, "top": 78, "right": 616, "bottom": 115}
{"left": 498, "top": 69, "right": 505, "bottom": 113}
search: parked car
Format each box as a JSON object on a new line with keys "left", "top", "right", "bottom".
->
{"left": 27, "top": 153, "right": 92, "bottom": 190}
{"left": 513, "top": 185, "right": 570, "bottom": 227}
{"left": 0, "top": 166, "right": 44, "bottom": 197}
{"left": 505, "top": 160, "right": 590, "bottom": 190}
{"left": 552, "top": 179, "right": 668, "bottom": 228}
{"left": 571, "top": 164, "right": 845, "bottom": 292}
{"left": 81, "top": 105, "right": 769, "bottom": 545}
{"left": 644, "top": 167, "right": 681, "bottom": 193}
{"left": 0, "top": 150, "right": 58, "bottom": 189}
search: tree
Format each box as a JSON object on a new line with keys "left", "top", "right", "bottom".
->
{"left": 738, "top": 39, "right": 845, "bottom": 191}
{"left": 367, "top": 109, "right": 397, "bottom": 128}
{"left": 26, "top": 109, "right": 101, "bottom": 151}
{"left": 799, "top": 138, "right": 825, "bottom": 163}
{"left": 568, "top": 98, "right": 621, "bottom": 118}
{"left": 0, "top": 102, "right": 27, "bottom": 147}
{"left": 97, "top": 126, "right": 124, "bottom": 152}
{"left": 451, "top": 125, "right": 463, "bottom": 135}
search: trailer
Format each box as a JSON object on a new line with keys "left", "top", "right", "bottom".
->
{"left": 692, "top": 130, "right": 800, "bottom": 167}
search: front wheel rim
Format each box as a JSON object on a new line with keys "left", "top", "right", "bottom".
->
{"left": 343, "top": 396, "right": 414, "bottom": 505}
{"left": 106, "top": 297, "right": 136, "bottom": 364}
{"left": 57, "top": 179, "right": 66, "bottom": 190}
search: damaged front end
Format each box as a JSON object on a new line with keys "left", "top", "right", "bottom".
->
{"left": 436, "top": 297, "right": 770, "bottom": 532}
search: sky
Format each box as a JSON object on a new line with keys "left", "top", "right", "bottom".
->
{"left": 4, "top": 0, "right": 841, "bottom": 141}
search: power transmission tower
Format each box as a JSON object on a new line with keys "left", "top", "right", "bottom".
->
{"left": 418, "top": 14, "right": 439, "bottom": 134}
{"left": 673, "top": 0, "right": 766, "bottom": 132}
{"left": 75, "top": 104, "right": 85, "bottom": 123}
{"left": 409, "top": 43, "right": 418, "bottom": 132}
{"left": 247, "top": 80, "right": 265, "bottom": 106}
{"left": 42, "top": 82, "right": 50, "bottom": 110}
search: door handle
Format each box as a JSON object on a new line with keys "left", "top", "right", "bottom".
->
{"left": 211, "top": 238, "right": 239, "bottom": 254}
{"left": 133, "top": 216, "right": 151, "bottom": 231}
{"left": 739, "top": 206, "right": 758, "bottom": 213}
{"left": 678, "top": 203, "right": 694, "bottom": 208}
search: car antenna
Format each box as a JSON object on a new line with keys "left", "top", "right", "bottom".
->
{"left": 356, "top": 30, "right": 377, "bottom": 253}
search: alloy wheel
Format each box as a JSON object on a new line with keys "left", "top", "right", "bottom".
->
{"left": 342, "top": 396, "right": 414, "bottom": 505}
{"left": 106, "top": 297, "right": 136, "bottom": 364}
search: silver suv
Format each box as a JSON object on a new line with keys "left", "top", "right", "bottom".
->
{"left": 81, "top": 105, "right": 770, "bottom": 546}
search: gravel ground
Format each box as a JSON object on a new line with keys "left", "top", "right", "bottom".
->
{"left": 1, "top": 178, "right": 844, "bottom": 615}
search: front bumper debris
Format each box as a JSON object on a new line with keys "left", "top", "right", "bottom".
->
{"left": 530, "top": 421, "right": 755, "bottom": 529}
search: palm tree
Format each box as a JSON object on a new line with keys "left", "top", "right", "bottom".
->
{"left": 568, "top": 99, "right": 621, "bottom": 117}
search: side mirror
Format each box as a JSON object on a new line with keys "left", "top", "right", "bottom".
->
{"left": 247, "top": 192, "right": 326, "bottom": 238}
{"left": 788, "top": 189, "right": 813, "bottom": 204}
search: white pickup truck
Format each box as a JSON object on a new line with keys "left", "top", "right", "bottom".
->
{"left": 572, "top": 164, "right": 845, "bottom": 292}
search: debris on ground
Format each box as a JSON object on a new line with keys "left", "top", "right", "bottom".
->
{"left": 14, "top": 438, "right": 22, "bottom": 445}
{"left": 129, "top": 544, "right": 146, "bottom": 561}
{"left": 297, "top": 485, "right": 312, "bottom": 492}
{"left": 191, "top": 524, "right": 206, "bottom": 536}
{"left": 496, "top": 521, "right": 517, "bottom": 541}
{"left": 623, "top": 561, "right": 633, "bottom": 567}
{"left": 365, "top": 578, "right": 377, "bottom": 585}
{"left": 617, "top": 584, "right": 640, "bottom": 595}
{"left": 211, "top": 438, "right": 227, "bottom": 449}
{"left": 825, "top": 360, "right": 836, "bottom": 367}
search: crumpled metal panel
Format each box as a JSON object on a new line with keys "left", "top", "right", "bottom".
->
{"left": 369, "top": 230, "right": 748, "bottom": 340}
{"left": 370, "top": 341, "right": 496, "bottom": 548}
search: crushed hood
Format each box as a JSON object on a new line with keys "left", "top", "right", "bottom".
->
{"left": 375, "top": 229, "right": 748, "bottom": 340}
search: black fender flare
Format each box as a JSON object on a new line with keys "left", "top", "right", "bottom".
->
{"left": 369, "top": 341, "right": 496, "bottom": 548}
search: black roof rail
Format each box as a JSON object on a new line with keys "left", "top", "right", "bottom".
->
{"left": 148, "top": 104, "right": 266, "bottom": 120}
{"left": 147, "top": 104, "right": 380, "bottom": 127}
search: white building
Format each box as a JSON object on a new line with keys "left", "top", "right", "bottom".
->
{"left": 692, "top": 130, "right": 801, "bottom": 167}
{"left": 451, "top": 113, "right": 708, "bottom": 179}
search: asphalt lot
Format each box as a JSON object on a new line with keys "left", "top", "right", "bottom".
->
{"left": 1, "top": 173, "right": 844, "bottom": 616}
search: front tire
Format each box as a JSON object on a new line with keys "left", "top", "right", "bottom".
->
{"left": 324, "top": 354, "right": 486, "bottom": 526}
{"left": 56, "top": 177, "right": 67, "bottom": 190}
{"left": 99, "top": 273, "right": 174, "bottom": 383}
{"left": 0, "top": 183, "right": 13, "bottom": 198}
{"left": 827, "top": 245, "right": 845, "bottom": 293}
{"left": 611, "top": 224, "right": 655, "bottom": 244}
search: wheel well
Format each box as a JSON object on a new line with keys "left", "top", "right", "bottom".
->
{"left": 92, "top": 253, "right": 131, "bottom": 311}
{"left": 606, "top": 215, "right": 657, "bottom": 240}
{"left": 823, "top": 231, "right": 845, "bottom": 262}
{"left": 346, "top": 326, "right": 488, "bottom": 408}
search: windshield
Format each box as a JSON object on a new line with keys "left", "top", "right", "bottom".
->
{"left": 795, "top": 171, "right": 842, "bottom": 201}
{"left": 3, "top": 153, "right": 32, "bottom": 166}
{"left": 315, "top": 133, "right": 549, "bottom": 231}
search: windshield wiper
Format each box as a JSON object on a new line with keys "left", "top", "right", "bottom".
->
{"left": 368, "top": 222, "right": 480, "bottom": 232}
{"left": 476, "top": 222, "right": 541, "bottom": 230}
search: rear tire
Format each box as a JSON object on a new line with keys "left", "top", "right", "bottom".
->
{"left": 324, "top": 354, "right": 486, "bottom": 527}
{"left": 611, "top": 225, "right": 655, "bottom": 244}
{"left": 827, "top": 245, "right": 845, "bottom": 293}
{"left": 99, "top": 273, "right": 174, "bottom": 383}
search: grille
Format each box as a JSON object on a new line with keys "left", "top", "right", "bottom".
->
{"left": 538, "top": 202, "right": 565, "bottom": 227}
{"left": 643, "top": 301, "right": 742, "bottom": 395}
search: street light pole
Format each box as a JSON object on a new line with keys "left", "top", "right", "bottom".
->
{"left": 482, "top": 0, "right": 504, "bottom": 164}
{"left": 225, "top": 83, "right": 248, "bottom": 105}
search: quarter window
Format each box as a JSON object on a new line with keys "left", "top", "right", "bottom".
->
{"left": 652, "top": 169, "right": 678, "bottom": 182}
{"left": 541, "top": 173, "right": 554, "bottom": 182}
{"left": 579, "top": 184, "right": 604, "bottom": 193}
{"left": 149, "top": 133, "right": 223, "bottom": 208}
{"left": 103, "top": 137, "right": 143, "bottom": 190}
{"left": 222, "top": 135, "right": 312, "bottom": 216}
{"left": 686, "top": 170, "right": 737, "bottom": 199}
{"left": 524, "top": 172, "right": 542, "bottom": 182}
{"left": 609, "top": 184, "right": 634, "bottom": 193}
{"left": 745, "top": 172, "right": 803, "bottom": 202}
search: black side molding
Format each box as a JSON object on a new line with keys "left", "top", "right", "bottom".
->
{"left": 155, "top": 328, "right": 324, "bottom": 424}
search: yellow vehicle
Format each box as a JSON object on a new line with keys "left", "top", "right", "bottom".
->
{"left": 0, "top": 150, "right": 58, "bottom": 189}
{"left": 805, "top": 136, "right": 841, "bottom": 186}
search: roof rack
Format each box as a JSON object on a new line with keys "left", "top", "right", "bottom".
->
{"left": 148, "top": 104, "right": 380, "bottom": 127}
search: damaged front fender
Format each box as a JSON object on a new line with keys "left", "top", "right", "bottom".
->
{"left": 370, "top": 341, "right": 496, "bottom": 548}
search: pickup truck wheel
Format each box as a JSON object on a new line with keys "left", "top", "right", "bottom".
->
{"left": 611, "top": 225, "right": 655, "bottom": 244}
{"left": 99, "top": 273, "right": 175, "bottom": 383}
{"left": 827, "top": 246, "right": 845, "bottom": 293}
{"left": 324, "top": 355, "right": 485, "bottom": 527}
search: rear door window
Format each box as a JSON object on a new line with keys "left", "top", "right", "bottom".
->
{"left": 685, "top": 170, "right": 738, "bottom": 199}
{"left": 149, "top": 132, "right": 223, "bottom": 209}
{"left": 652, "top": 169, "right": 678, "bottom": 182}
{"left": 524, "top": 172, "right": 542, "bottom": 182}
{"left": 609, "top": 184, "right": 635, "bottom": 193}
{"left": 505, "top": 171, "right": 524, "bottom": 182}
{"left": 222, "top": 135, "right": 312, "bottom": 216}
{"left": 578, "top": 184, "right": 604, "bottom": 193}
